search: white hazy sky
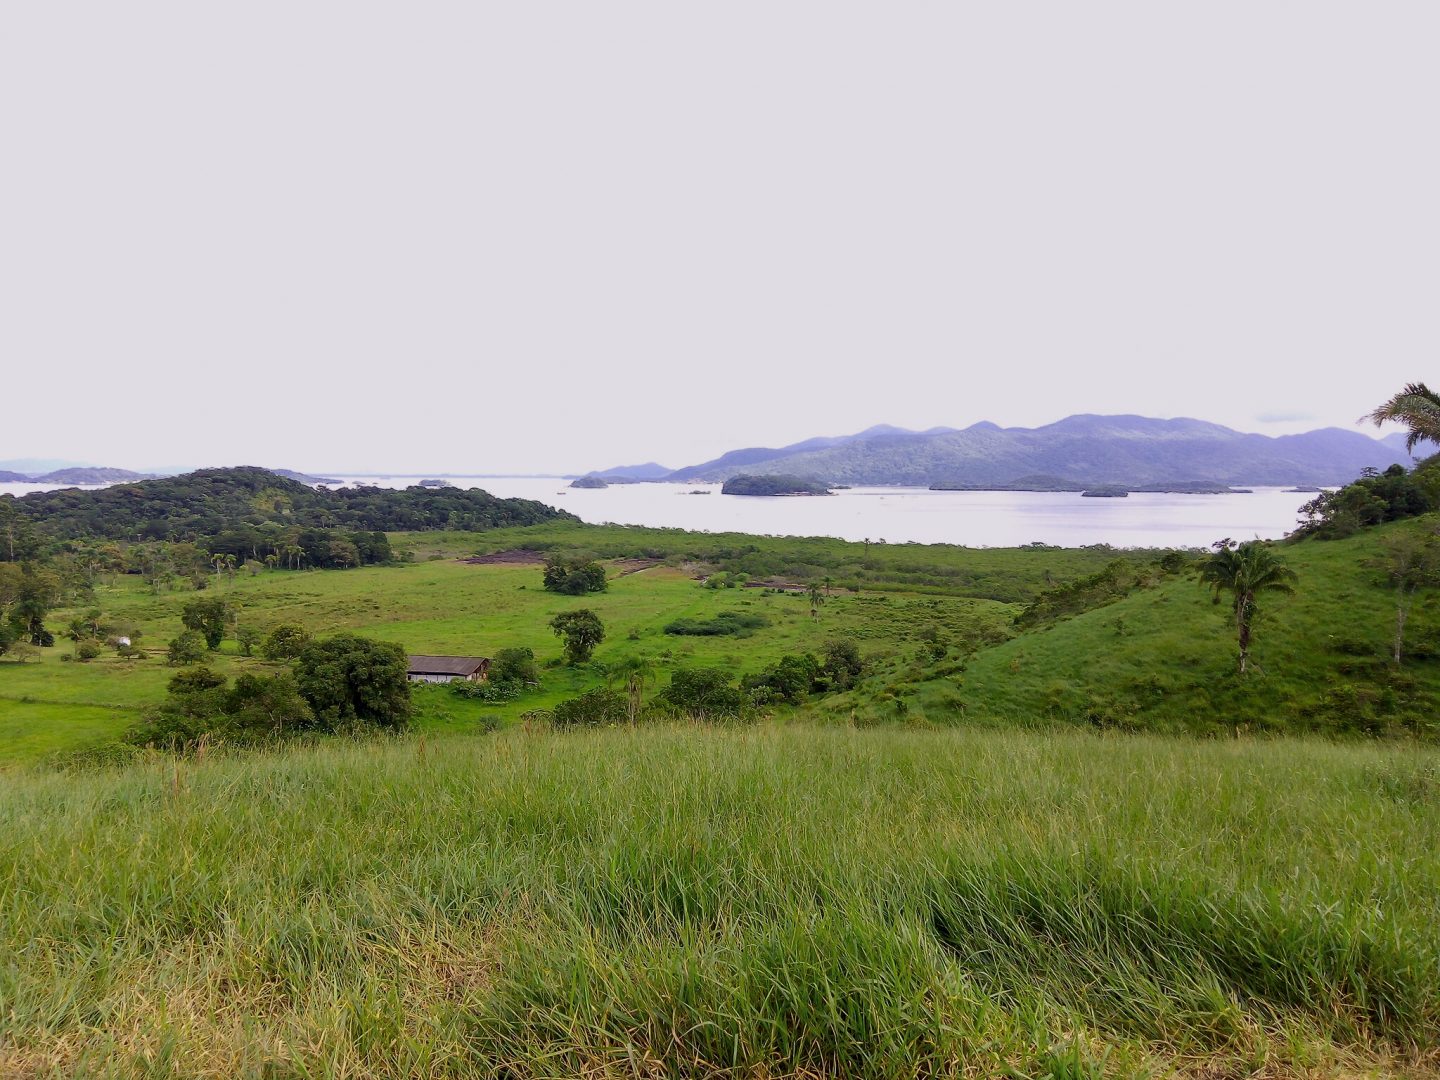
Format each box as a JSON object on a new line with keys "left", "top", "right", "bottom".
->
{"left": 2, "top": 3, "right": 1436, "bottom": 474}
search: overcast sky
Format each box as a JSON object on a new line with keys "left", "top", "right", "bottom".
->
{"left": 2, "top": 3, "right": 1436, "bottom": 474}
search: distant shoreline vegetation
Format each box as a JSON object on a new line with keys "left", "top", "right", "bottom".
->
{"left": 720, "top": 475, "right": 834, "bottom": 497}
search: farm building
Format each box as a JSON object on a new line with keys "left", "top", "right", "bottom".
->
{"left": 406, "top": 655, "right": 490, "bottom": 684}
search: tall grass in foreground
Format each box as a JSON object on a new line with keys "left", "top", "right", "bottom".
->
{"left": 1, "top": 726, "right": 1437, "bottom": 1078}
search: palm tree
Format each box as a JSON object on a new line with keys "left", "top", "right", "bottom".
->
{"left": 1198, "top": 540, "right": 1297, "bottom": 674}
{"left": 1364, "top": 382, "right": 1440, "bottom": 454}
{"left": 607, "top": 654, "right": 657, "bottom": 725}
{"left": 807, "top": 582, "right": 825, "bottom": 620}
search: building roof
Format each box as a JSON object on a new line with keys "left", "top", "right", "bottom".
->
{"left": 407, "top": 655, "right": 489, "bottom": 676}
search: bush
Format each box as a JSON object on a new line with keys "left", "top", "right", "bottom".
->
{"left": 167, "top": 630, "right": 208, "bottom": 665}
{"left": 664, "top": 612, "right": 770, "bottom": 637}
{"left": 490, "top": 646, "right": 540, "bottom": 686}
{"left": 743, "top": 654, "right": 822, "bottom": 705}
{"left": 74, "top": 640, "right": 104, "bottom": 662}
{"left": 820, "top": 638, "right": 864, "bottom": 690}
{"left": 552, "top": 688, "right": 628, "bottom": 727}
{"left": 451, "top": 680, "right": 520, "bottom": 703}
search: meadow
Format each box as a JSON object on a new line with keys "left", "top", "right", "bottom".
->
{"left": 5, "top": 518, "right": 1149, "bottom": 764}
{"left": 1, "top": 725, "right": 1436, "bottom": 1078}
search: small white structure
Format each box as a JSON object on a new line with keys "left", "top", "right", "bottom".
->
{"left": 406, "top": 655, "right": 489, "bottom": 684}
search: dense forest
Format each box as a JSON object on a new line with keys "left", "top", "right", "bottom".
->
{"left": 3, "top": 467, "right": 573, "bottom": 544}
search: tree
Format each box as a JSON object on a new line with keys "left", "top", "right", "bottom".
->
{"left": 542, "top": 556, "right": 608, "bottom": 595}
{"left": 261, "top": 623, "right": 312, "bottom": 661}
{"left": 167, "top": 629, "right": 208, "bottom": 665}
{"left": 550, "top": 609, "right": 605, "bottom": 664}
{"left": 236, "top": 625, "right": 263, "bottom": 657}
{"left": 1366, "top": 530, "right": 1440, "bottom": 665}
{"left": 293, "top": 633, "right": 412, "bottom": 729}
{"left": 606, "top": 654, "right": 657, "bottom": 724}
{"left": 12, "top": 565, "right": 61, "bottom": 646}
{"left": 807, "top": 582, "right": 826, "bottom": 620}
{"left": 181, "top": 596, "right": 232, "bottom": 650}
{"left": 1197, "top": 540, "right": 1297, "bottom": 674}
{"left": 1364, "top": 382, "right": 1440, "bottom": 454}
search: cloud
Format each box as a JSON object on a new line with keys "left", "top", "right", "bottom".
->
{"left": 1254, "top": 411, "right": 1318, "bottom": 424}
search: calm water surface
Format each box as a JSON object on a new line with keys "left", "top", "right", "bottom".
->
{"left": 333, "top": 477, "right": 1315, "bottom": 549}
{"left": 1, "top": 478, "right": 1316, "bottom": 548}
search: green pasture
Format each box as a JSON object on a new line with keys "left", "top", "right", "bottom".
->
{"left": 0, "top": 553, "right": 1015, "bottom": 764}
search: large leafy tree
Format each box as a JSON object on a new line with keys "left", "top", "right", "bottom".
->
{"left": 550, "top": 609, "right": 605, "bottom": 664}
{"left": 181, "top": 596, "right": 232, "bottom": 650}
{"left": 293, "top": 634, "right": 412, "bottom": 729}
{"left": 1365, "top": 382, "right": 1440, "bottom": 454}
{"left": 1198, "top": 540, "right": 1297, "bottom": 674}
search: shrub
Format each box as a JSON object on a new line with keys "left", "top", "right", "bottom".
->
{"left": 663, "top": 612, "right": 770, "bottom": 637}
{"left": 743, "top": 654, "right": 822, "bottom": 705}
{"left": 552, "top": 688, "right": 627, "bottom": 727}
{"left": 490, "top": 646, "right": 540, "bottom": 686}
{"left": 451, "top": 680, "right": 520, "bottom": 703}
{"left": 820, "top": 638, "right": 864, "bottom": 690}
{"left": 74, "top": 640, "right": 104, "bottom": 662}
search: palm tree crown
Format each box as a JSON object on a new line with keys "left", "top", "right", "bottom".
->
{"left": 1364, "top": 382, "right": 1440, "bottom": 454}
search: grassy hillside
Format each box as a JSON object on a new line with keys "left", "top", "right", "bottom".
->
{"left": 1, "top": 725, "right": 1436, "bottom": 1077}
{"left": 884, "top": 518, "right": 1440, "bottom": 735}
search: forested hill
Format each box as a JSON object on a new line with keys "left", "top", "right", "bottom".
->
{"left": 5, "top": 467, "right": 575, "bottom": 541}
{"left": 665, "top": 415, "right": 1410, "bottom": 486}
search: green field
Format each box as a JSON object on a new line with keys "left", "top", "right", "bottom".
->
{"left": 2, "top": 725, "right": 1436, "bottom": 1077}
{"left": 0, "top": 545, "right": 1017, "bottom": 763}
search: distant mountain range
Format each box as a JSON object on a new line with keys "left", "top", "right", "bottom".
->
{"left": 592, "top": 416, "right": 1417, "bottom": 488}
{"left": 0, "top": 466, "right": 156, "bottom": 485}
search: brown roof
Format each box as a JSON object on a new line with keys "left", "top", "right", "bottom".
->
{"left": 407, "top": 655, "right": 488, "bottom": 676}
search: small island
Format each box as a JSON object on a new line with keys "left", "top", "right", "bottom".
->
{"left": 1080, "top": 486, "right": 1129, "bottom": 498}
{"left": 721, "top": 474, "right": 833, "bottom": 497}
{"left": 569, "top": 476, "right": 610, "bottom": 489}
